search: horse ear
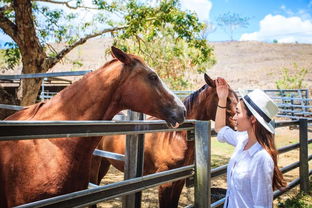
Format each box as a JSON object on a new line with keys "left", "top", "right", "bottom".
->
{"left": 204, "top": 73, "right": 216, "bottom": 88}
{"left": 111, "top": 46, "right": 132, "bottom": 65}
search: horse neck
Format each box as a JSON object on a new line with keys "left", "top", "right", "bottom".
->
{"left": 45, "top": 62, "right": 126, "bottom": 153}
{"left": 183, "top": 87, "right": 217, "bottom": 121}
{"left": 48, "top": 62, "right": 124, "bottom": 121}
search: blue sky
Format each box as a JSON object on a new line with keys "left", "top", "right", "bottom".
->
{"left": 182, "top": 0, "right": 312, "bottom": 43}
{"left": 1, "top": 0, "right": 312, "bottom": 46}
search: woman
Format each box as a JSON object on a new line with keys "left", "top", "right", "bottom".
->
{"left": 215, "top": 77, "right": 286, "bottom": 208}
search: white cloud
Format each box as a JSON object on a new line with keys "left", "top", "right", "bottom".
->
{"left": 280, "top": 4, "right": 311, "bottom": 20}
{"left": 180, "top": 0, "right": 212, "bottom": 21}
{"left": 240, "top": 14, "right": 312, "bottom": 43}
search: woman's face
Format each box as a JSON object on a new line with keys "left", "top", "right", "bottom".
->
{"left": 233, "top": 101, "right": 253, "bottom": 132}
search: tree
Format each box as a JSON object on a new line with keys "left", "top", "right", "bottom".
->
{"left": 114, "top": 24, "right": 215, "bottom": 90}
{"left": 216, "top": 12, "right": 250, "bottom": 41}
{"left": 0, "top": 0, "right": 214, "bottom": 108}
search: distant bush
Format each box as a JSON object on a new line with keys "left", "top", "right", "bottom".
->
{"left": 275, "top": 64, "right": 308, "bottom": 89}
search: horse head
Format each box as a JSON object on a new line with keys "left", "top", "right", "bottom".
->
{"left": 184, "top": 73, "right": 238, "bottom": 128}
{"left": 111, "top": 46, "right": 186, "bottom": 127}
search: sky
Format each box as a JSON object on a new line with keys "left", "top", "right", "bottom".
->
{"left": 181, "top": 0, "right": 312, "bottom": 43}
{"left": 0, "top": 0, "right": 312, "bottom": 46}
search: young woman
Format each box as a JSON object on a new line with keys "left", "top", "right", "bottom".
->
{"left": 215, "top": 77, "right": 286, "bottom": 208}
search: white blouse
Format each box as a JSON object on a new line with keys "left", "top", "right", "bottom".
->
{"left": 217, "top": 126, "right": 274, "bottom": 208}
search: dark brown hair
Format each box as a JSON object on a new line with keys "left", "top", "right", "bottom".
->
{"left": 242, "top": 99, "right": 287, "bottom": 190}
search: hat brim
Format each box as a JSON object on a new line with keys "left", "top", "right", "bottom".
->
{"left": 239, "top": 89, "right": 275, "bottom": 134}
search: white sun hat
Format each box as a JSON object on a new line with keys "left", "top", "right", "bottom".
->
{"left": 239, "top": 89, "right": 278, "bottom": 134}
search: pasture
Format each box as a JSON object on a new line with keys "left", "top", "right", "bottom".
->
{"left": 95, "top": 126, "right": 312, "bottom": 208}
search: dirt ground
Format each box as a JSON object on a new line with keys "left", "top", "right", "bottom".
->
{"left": 94, "top": 126, "right": 311, "bottom": 208}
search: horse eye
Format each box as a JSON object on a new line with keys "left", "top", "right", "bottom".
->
{"left": 148, "top": 74, "right": 158, "bottom": 81}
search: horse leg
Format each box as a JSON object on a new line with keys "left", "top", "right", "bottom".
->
{"left": 88, "top": 156, "right": 103, "bottom": 208}
{"left": 158, "top": 179, "right": 185, "bottom": 208}
{"left": 90, "top": 156, "right": 102, "bottom": 185}
{"left": 97, "top": 158, "right": 111, "bottom": 184}
{"left": 89, "top": 157, "right": 111, "bottom": 208}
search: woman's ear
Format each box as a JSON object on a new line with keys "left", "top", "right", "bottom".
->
{"left": 250, "top": 115, "right": 257, "bottom": 124}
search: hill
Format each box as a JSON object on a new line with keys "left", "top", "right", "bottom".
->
{"left": 207, "top": 41, "right": 312, "bottom": 91}
{"left": 1, "top": 39, "right": 312, "bottom": 92}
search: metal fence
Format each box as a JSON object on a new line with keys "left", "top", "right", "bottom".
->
{"left": 0, "top": 118, "right": 311, "bottom": 208}
{"left": 1, "top": 71, "right": 311, "bottom": 120}
{"left": 0, "top": 119, "right": 211, "bottom": 208}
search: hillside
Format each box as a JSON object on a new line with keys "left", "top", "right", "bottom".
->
{"left": 1, "top": 39, "right": 312, "bottom": 92}
{"left": 207, "top": 41, "right": 312, "bottom": 91}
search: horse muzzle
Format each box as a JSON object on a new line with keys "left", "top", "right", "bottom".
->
{"left": 165, "top": 106, "right": 186, "bottom": 128}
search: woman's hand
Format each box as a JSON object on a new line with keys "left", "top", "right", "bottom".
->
{"left": 216, "top": 77, "right": 229, "bottom": 102}
{"left": 214, "top": 77, "right": 229, "bottom": 132}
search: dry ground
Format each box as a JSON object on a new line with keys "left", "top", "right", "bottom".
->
{"left": 3, "top": 39, "right": 311, "bottom": 93}
{"left": 95, "top": 126, "right": 312, "bottom": 208}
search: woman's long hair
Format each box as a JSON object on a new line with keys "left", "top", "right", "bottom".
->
{"left": 243, "top": 99, "right": 287, "bottom": 190}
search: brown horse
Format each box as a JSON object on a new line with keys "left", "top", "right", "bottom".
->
{"left": 0, "top": 47, "right": 186, "bottom": 208}
{"left": 90, "top": 74, "right": 238, "bottom": 208}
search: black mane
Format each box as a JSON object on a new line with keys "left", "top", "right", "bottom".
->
{"left": 183, "top": 84, "right": 208, "bottom": 113}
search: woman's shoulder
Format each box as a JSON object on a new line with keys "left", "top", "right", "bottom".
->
{"left": 253, "top": 148, "right": 274, "bottom": 167}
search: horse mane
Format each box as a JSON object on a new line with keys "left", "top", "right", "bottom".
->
{"left": 183, "top": 84, "right": 208, "bottom": 113}
{"left": 101, "top": 58, "right": 119, "bottom": 68}
{"left": 5, "top": 101, "right": 46, "bottom": 120}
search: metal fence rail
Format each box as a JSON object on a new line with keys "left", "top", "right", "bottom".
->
{"left": 0, "top": 71, "right": 91, "bottom": 80}
{"left": 0, "top": 118, "right": 311, "bottom": 208}
{"left": 1, "top": 71, "right": 311, "bottom": 119}
{"left": 0, "top": 120, "right": 211, "bottom": 208}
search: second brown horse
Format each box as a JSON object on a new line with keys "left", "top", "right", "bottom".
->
{"left": 90, "top": 74, "right": 238, "bottom": 208}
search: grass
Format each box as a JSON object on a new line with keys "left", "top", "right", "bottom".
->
{"left": 277, "top": 177, "right": 312, "bottom": 208}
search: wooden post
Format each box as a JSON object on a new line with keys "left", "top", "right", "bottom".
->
{"left": 299, "top": 118, "right": 309, "bottom": 193}
{"left": 123, "top": 111, "right": 145, "bottom": 208}
{"left": 194, "top": 121, "right": 210, "bottom": 208}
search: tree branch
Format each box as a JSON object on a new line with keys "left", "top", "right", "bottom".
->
{"left": 33, "top": 0, "right": 99, "bottom": 10}
{"left": 0, "top": 4, "right": 20, "bottom": 44}
{"left": 44, "top": 25, "right": 127, "bottom": 69}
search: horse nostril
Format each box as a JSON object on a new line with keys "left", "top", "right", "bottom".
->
{"left": 183, "top": 109, "right": 186, "bottom": 118}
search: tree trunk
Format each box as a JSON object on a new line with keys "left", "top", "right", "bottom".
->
{"left": 13, "top": 0, "right": 47, "bottom": 106}
{"left": 17, "top": 78, "right": 42, "bottom": 106}
{"left": 0, "top": 86, "right": 19, "bottom": 120}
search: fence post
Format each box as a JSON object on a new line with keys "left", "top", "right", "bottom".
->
{"left": 299, "top": 118, "right": 309, "bottom": 193}
{"left": 40, "top": 78, "right": 46, "bottom": 101}
{"left": 123, "top": 111, "right": 145, "bottom": 208}
{"left": 194, "top": 121, "right": 210, "bottom": 208}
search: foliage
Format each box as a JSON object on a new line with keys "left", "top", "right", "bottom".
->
{"left": 275, "top": 64, "right": 308, "bottom": 89}
{"left": 0, "top": 49, "right": 6, "bottom": 70}
{"left": 3, "top": 42, "right": 20, "bottom": 70}
{"left": 1, "top": 0, "right": 215, "bottom": 90}
{"left": 114, "top": 26, "right": 215, "bottom": 90}
{"left": 277, "top": 177, "right": 312, "bottom": 208}
{"left": 216, "top": 12, "right": 250, "bottom": 41}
